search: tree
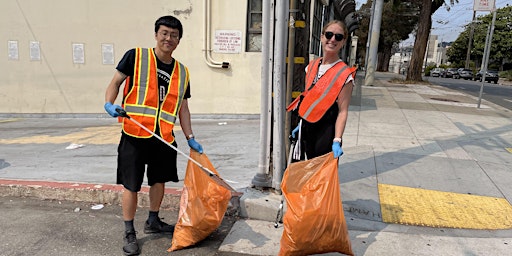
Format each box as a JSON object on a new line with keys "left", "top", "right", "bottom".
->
{"left": 406, "top": 0, "right": 456, "bottom": 82}
{"left": 377, "top": 1, "right": 421, "bottom": 71}
{"left": 356, "top": 0, "right": 420, "bottom": 71}
{"left": 447, "top": 5, "right": 512, "bottom": 71}
{"left": 446, "top": 29, "right": 470, "bottom": 67}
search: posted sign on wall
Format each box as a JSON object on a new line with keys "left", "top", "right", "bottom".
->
{"left": 213, "top": 30, "right": 242, "bottom": 54}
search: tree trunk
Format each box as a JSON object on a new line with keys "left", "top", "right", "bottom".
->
{"left": 406, "top": 0, "right": 432, "bottom": 81}
{"left": 377, "top": 52, "right": 385, "bottom": 71}
{"left": 377, "top": 45, "right": 392, "bottom": 72}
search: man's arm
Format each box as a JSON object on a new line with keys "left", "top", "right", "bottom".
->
{"left": 178, "top": 99, "right": 193, "bottom": 138}
{"left": 179, "top": 99, "right": 203, "bottom": 153}
{"left": 105, "top": 70, "right": 127, "bottom": 103}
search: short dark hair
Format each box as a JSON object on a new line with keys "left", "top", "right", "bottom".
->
{"left": 154, "top": 15, "right": 183, "bottom": 39}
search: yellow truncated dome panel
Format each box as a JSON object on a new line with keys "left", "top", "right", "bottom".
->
{"left": 378, "top": 183, "right": 512, "bottom": 229}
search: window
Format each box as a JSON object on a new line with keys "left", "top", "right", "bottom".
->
{"left": 310, "top": 1, "right": 327, "bottom": 56}
{"left": 247, "top": 0, "right": 263, "bottom": 52}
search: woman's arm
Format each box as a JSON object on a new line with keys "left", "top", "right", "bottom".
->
{"left": 334, "top": 80, "right": 354, "bottom": 140}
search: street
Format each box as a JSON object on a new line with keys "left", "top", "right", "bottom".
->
{"left": 0, "top": 195, "right": 247, "bottom": 256}
{"left": 427, "top": 76, "right": 512, "bottom": 110}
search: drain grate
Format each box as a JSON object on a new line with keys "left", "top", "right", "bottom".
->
{"left": 430, "top": 97, "right": 459, "bottom": 103}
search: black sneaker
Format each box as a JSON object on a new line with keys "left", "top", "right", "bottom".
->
{"left": 123, "top": 230, "right": 140, "bottom": 256}
{"left": 144, "top": 218, "right": 175, "bottom": 234}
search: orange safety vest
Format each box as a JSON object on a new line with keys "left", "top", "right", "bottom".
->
{"left": 122, "top": 47, "right": 189, "bottom": 143}
{"left": 287, "top": 58, "right": 356, "bottom": 123}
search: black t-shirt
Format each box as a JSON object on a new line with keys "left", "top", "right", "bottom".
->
{"left": 116, "top": 48, "right": 191, "bottom": 104}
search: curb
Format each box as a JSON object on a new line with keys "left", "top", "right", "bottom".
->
{"left": 0, "top": 179, "right": 181, "bottom": 209}
{"left": 0, "top": 179, "right": 243, "bottom": 215}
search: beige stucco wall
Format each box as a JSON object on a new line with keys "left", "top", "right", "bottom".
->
{"left": 0, "top": 0, "right": 261, "bottom": 115}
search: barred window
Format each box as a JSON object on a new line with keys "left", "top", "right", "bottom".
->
{"left": 310, "top": 1, "right": 329, "bottom": 56}
{"left": 247, "top": 0, "right": 263, "bottom": 52}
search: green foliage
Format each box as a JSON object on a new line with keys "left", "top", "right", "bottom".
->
{"left": 425, "top": 65, "right": 437, "bottom": 76}
{"left": 446, "top": 30, "right": 470, "bottom": 64}
{"left": 447, "top": 6, "right": 512, "bottom": 70}
{"left": 500, "top": 70, "right": 512, "bottom": 81}
{"left": 355, "top": 0, "right": 421, "bottom": 66}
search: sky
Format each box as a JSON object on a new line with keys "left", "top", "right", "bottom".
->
{"left": 356, "top": 0, "right": 511, "bottom": 45}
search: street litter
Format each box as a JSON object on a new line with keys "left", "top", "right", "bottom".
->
{"left": 65, "top": 143, "right": 84, "bottom": 150}
{"left": 74, "top": 207, "right": 81, "bottom": 212}
{"left": 91, "top": 204, "right": 104, "bottom": 210}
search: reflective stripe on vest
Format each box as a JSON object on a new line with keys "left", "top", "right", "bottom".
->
{"left": 122, "top": 48, "right": 189, "bottom": 143}
{"left": 298, "top": 58, "right": 355, "bottom": 123}
{"left": 159, "top": 59, "right": 189, "bottom": 135}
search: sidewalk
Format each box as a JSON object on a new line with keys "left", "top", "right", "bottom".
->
{"left": 1, "top": 72, "right": 512, "bottom": 255}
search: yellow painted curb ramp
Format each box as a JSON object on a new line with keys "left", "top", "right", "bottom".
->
{"left": 378, "top": 184, "right": 512, "bottom": 229}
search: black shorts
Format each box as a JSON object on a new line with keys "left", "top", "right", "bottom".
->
{"left": 301, "top": 103, "right": 339, "bottom": 159}
{"left": 117, "top": 132, "right": 179, "bottom": 192}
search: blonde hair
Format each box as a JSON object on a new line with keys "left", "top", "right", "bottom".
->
{"left": 321, "top": 20, "right": 348, "bottom": 37}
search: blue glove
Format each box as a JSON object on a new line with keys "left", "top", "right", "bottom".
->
{"left": 332, "top": 141, "right": 344, "bottom": 158}
{"left": 104, "top": 102, "right": 123, "bottom": 117}
{"left": 291, "top": 125, "right": 300, "bottom": 139}
{"left": 188, "top": 138, "right": 203, "bottom": 154}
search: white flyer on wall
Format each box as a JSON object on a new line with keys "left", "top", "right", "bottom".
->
{"left": 8, "top": 40, "right": 19, "bottom": 60}
{"left": 30, "top": 41, "right": 41, "bottom": 61}
{"left": 72, "top": 43, "right": 85, "bottom": 64}
{"left": 102, "top": 43, "right": 114, "bottom": 65}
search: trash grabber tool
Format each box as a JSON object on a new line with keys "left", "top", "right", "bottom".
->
{"left": 274, "top": 136, "right": 296, "bottom": 228}
{"left": 116, "top": 109, "right": 236, "bottom": 193}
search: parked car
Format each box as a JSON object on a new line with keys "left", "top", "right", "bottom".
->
{"left": 453, "top": 68, "right": 473, "bottom": 80}
{"left": 474, "top": 70, "right": 499, "bottom": 84}
{"left": 431, "top": 68, "right": 445, "bottom": 77}
{"left": 443, "top": 68, "right": 458, "bottom": 78}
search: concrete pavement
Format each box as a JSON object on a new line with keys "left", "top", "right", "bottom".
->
{"left": 1, "top": 72, "right": 512, "bottom": 255}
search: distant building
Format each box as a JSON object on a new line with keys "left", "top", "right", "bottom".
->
{"left": 389, "top": 35, "right": 451, "bottom": 74}
{"left": 424, "top": 35, "right": 438, "bottom": 66}
{"left": 389, "top": 45, "right": 413, "bottom": 74}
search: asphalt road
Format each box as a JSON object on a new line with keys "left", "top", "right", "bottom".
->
{"left": 0, "top": 195, "right": 250, "bottom": 256}
{"left": 427, "top": 76, "right": 512, "bottom": 110}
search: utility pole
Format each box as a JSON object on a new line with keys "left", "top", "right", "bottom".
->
{"left": 477, "top": 10, "right": 497, "bottom": 108}
{"left": 465, "top": 11, "right": 476, "bottom": 69}
{"left": 364, "top": 0, "right": 384, "bottom": 86}
{"left": 364, "top": 0, "right": 376, "bottom": 71}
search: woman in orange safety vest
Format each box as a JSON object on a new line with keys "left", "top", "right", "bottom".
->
{"left": 288, "top": 20, "right": 356, "bottom": 160}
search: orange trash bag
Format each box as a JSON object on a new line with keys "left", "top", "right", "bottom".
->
{"left": 168, "top": 151, "right": 232, "bottom": 251}
{"left": 278, "top": 152, "right": 353, "bottom": 256}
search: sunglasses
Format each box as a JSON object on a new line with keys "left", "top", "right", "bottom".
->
{"left": 324, "top": 31, "right": 344, "bottom": 41}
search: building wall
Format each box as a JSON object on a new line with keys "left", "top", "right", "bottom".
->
{"left": 425, "top": 35, "right": 439, "bottom": 66}
{"left": 0, "top": 0, "right": 261, "bottom": 115}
